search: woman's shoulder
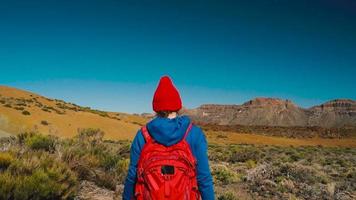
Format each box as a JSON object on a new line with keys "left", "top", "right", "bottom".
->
{"left": 191, "top": 123, "right": 203, "bottom": 133}
{"left": 187, "top": 124, "right": 206, "bottom": 141}
{"left": 131, "top": 128, "right": 146, "bottom": 151}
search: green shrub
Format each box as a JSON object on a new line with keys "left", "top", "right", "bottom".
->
{"left": 95, "top": 171, "right": 117, "bottom": 190}
{"left": 0, "top": 152, "right": 14, "bottom": 169}
{"left": 8, "top": 159, "right": 36, "bottom": 176}
{"left": 14, "top": 106, "right": 25, "bottom": 111}
{"left": 285, "top": 148, "right": 304, "bottom": 162}
{"left": 22, "top": 110, "right": 31, "bottom": 115}
{"left": 245, "top": 159, "right": 257, "bottom": 169}
{"left": 61, "top": 129, "right": 124, "bottom": 189}
{"left": 41, "top": 107, "right": 51, "bottom": 112}
{"left": 345, "top": 169, "right": 356, "bottom": 184}
{"left": 4, "top": 104, "right": 12, "bottom": 108}
{"left": 41, "top": 120, "right": 49, "bottom": 126}
{"left": 117, "top": 142, "right": 131, "bottom": 158}
{"left": 116, "top": 159, "right": 129, "bottom": 183}
{"left": 55, "top": 110, "right": 65, "bottom": 115}
{"left": 229, "top": 146, "right": 262, "bottom": 163}
{"left": 213, "top": 165, "right": 239, "bottom": 184}
{"left": 77, "top": 128, "right": 104, "bottom": 146}
{"left": 0, "top": 172, "right": 15, "bottom": 200}
{"left": 279, "top": 163, "right": 329, "bottom": 185}
{"left": 25, "top": 98, "right": 34, "bottom": 103}
{"left": 15, "top": 101, "right": 27, "bottom": 107}
{"left": 17, "top": 132, "right": 36, "bottom": 144}
{"left": 25, "top": 134, "right": 56, "bottom": 152}
{"left": 99, "top": 112, "right": 109, "bottom": 117}
{"left": 217, "top": 191, "right": 238, "bottom": 200}
{"left": 0, "top": 151, "right": 78, "bottom": 200}
{"left": 208, "top": 145, "right": 232, "bottom": 162}
{"left": 100, "top": 154, "right": 120, "bottom": 170}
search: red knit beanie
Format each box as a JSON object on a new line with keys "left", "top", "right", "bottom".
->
{"left": 152, "top": 76, "right": 182, "bottom": 112}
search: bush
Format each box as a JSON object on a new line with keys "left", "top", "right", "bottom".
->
{"left": 100, "top": 154, "right": 120, "bottom": 170}
{"left": 41, "top": 108, "right": 51, "bottom": 112}
{"left": 62, "top": 128, "right": 128, "bottom": 190}
{"left": 95, "top": 171, "right": 117, "bottom": 190}
{"left": 0, "top": 152, "right": 14, "bottom": 169}
{"left": 41, "top": 120, "right": 49, "bottom": 126}
{"left": 279, "top": 163, "right": 329, "bottom": 185}
{"left": 218, "top": 191, "right": 238, "bottom": 200}
{"left": 15, "top": 101, "right": 27, "bottom": 107}
{"left": 245, "top": 159, "right": 257, "bottom": 169}
{"left": 208, "top": 145, "right": 232, "bottom": 162}
{"left": 213, "top": 165, "right": 239, "bottom": 185}
{"left": 25, "top": 134, "right": 56, "bottom": 152}
{"left": 1, "top": 155, "right": 78, "bottom": 200}
{"left": 77, "top": 128, "right": 104, "bottom": 146}
{"left": 4, "top": 104, "right": 12, "bottom": 108}
{"left": 0, "top": 172, "right": 15, "bottom": 200}
{"left": 229, "top": 146, "right": 262, "bottom": 163}
{"left": 17, "top": 132, "right": 36, "bottom": 144}
{"left": 116, "top": 159, "right": 129, "bottom": 183}
{"left": 22, "top": 110, "right": 31, "bottom": 115}
{"left": 285, "top": 148, "right": 304, "bottom": 162}
{"left": 117, "top": 142, "right": 131, "bottom": 158}
{"left": 14, "top": 106, "right": 25, "bottom": 111}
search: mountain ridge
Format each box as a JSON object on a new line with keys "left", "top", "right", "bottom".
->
{"left": 182, "top": 98, "right": 356, "bottom": 128}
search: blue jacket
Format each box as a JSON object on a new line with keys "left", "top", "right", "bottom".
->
{"left": 123, "top": 115, "right": 215, "bottom": 200}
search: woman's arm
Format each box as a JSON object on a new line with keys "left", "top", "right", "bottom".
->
{"left": 192, "top": 127, "right": 215, "bottom": 200}
{"left": 122, "top": 131, "right": 145, "bottom": 200}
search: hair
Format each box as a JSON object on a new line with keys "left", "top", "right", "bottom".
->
{"left": 156, "top": 110, "right": 179, "bottom": 118}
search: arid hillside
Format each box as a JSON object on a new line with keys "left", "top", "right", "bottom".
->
{"left": 182, "top": 98, "right": 356, "bottom": 128}
{"left": 0, "top": 86, "right": 148, "bottom": 140}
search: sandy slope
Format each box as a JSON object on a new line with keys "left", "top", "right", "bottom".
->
{"left": 0, "top": 85, "right": 148, "bottom": 140}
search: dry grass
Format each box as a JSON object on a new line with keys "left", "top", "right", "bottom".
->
{"left": 206, "top": 130, "right": 356, "bottom": 148}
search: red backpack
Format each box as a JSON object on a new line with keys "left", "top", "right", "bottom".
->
{"left": 135, "top": 123, "right": 200, "bottom": 200}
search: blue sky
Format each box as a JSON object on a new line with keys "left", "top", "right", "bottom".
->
{"left": 0, "top": 0, "right": 355, "bottom": 113}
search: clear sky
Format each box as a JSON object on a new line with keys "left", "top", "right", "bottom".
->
{"left": 0, "top": 0, "right": 355, "bottom": 113}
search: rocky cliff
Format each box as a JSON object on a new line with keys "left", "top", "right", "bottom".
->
{"left": 182, "top": 98, "right": 356, "bottom": 128}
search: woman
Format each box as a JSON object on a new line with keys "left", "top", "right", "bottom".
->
{"left": 123, "top": 76, "right": 214, "bottom": 200}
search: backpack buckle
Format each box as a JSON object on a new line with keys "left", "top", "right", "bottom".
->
{"left": 137, "top": 168, "right": 144, "bottom": 181}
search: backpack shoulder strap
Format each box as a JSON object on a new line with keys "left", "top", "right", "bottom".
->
{"left": 141, "top": 126, "right": 153, "bottom": 143}
{"left": 183, "top": 123, "right": 193, "bottom": 140}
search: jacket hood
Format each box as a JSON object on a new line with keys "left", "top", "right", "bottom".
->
{"left": 146, "top": 115, "right": 191, "bottom": 146}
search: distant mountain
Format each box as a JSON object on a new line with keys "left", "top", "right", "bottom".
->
{"left": 308, "top": 99, "right": 356, "bottom": 127}
{"left": 0, "top": 85, "right": 148, "bottom": 139}
{"left": 182, "top": 98, "right": 356, "bottom": 128}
